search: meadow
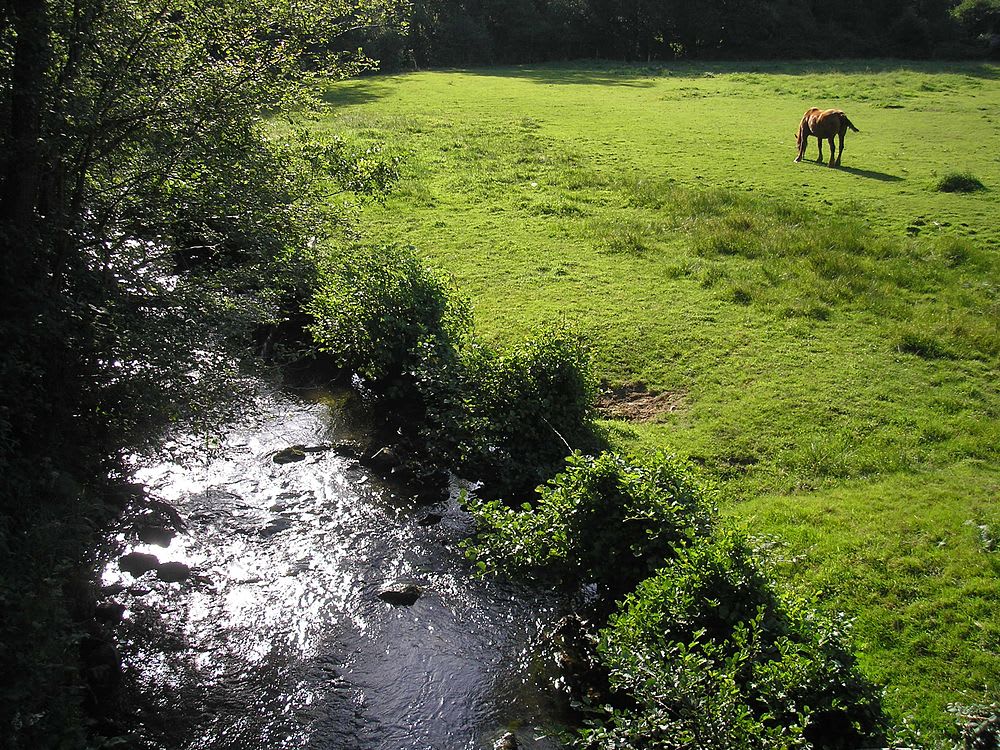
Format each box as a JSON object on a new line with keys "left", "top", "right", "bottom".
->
{"left": 316, "top": 60, "right": 1000, "bottom": 741}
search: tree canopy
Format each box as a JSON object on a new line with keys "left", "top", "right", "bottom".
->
{"left": 349, "top": 0, "right": 993, "bottom": 67}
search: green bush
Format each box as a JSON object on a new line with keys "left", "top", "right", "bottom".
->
{"left": 445, "top": 329, "right": 599, "bottom": 495}
{"left": 587, "top": 532, "right": 886, "bottom": 750}
{"left": 307, "top": 244, "right": 472, "bottom": 389}
{"left": 466, "top": 453, "right": 888, "bottom": 749}
{"left": 951, "top": 703, "right": 1000, "bottom": 750}
{"left": 465, "top": 451, "right": 713, "bottom": 602}
{"left": 308, "top": 247, "right": 597, "bottom": 494}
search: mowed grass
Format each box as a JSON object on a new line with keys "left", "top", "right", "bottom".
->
{"left": 315, "top": 60, "right": 1000, "bottom": 740}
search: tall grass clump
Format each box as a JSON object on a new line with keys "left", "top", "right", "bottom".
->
{"left": 935, "top": 173, "right": 986, "bottom": 193}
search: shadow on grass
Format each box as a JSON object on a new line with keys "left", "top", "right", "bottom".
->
{"left": 456, "top": 64, "right": 658, "bottom": 87}
{"left": 320, "top": 79, "right": 392, "bottom": 107}
{"left": 801, "top": 160, "right": 903, "bottom": 182}
{"left": 449, "top": 58, "right": 999, "bottom": 85}
{"left": 837, "top": 165, "right": 904, "bottom": 182}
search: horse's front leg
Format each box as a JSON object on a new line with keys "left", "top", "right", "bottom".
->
{"left": 816, "top": 138, "right": 824, "bottom": 163}
{"left": 827, "top": 136, "right": 836, "bottom": 167}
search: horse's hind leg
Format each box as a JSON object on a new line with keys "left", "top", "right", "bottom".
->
{"left": 816, "top": 138, "right": 824, "bottom": 163}
{"left": 836, "top": 131, "right": 845, "bottom": 166}
{"left": 827, "top": 136, "right": 836, "bottom": 167}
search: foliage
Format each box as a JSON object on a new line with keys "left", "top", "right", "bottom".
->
{"left": 952, "top": 0, "right": 1000, "bottom": 37}
{"left": 308, "top": 243, "right": 472, "bottom": 387}
{"left": 585, "top": 532, "right": 886, "bottom": 750}
{"left": 465, "top": 451, "right": 713, "bottom": 601}
{"left": 465, "top": 453, "right": 886, "bottom": 748}
{"left": 0, "top": 0, "right": 405, "bottom": 455}
{"left": 951, "top": 703, "right": 1000, "bottom": 750}
{"left": 433, "top": 328, "right": 600, "bottom": 495}
{"left": 347, "top": 0, "right": 983, "bottom": 67}
{"left": 0, "top": 0, "right": 403, "bottom": 744}
{"left": 307, "top": 243, "right": 597, "bottom": 495}
{"left": 936, "top": 172, "right": 987, "bottom": 193}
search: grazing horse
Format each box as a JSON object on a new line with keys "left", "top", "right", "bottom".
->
{"left": 795, "top": 108, "right": 859, "bottom": 167}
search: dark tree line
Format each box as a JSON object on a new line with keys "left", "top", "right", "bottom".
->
{"left": 350, "top": 0, "right": 1000, "bottom": 67}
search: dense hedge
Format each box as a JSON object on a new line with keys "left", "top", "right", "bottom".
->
{"left": 465, "top": 451, "right": 713, "bottom": 602}
{"left": 589, "top": 532, "right": 886, "bottom": 749}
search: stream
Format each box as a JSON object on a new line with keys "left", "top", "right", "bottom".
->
{"left": 100, "top": 382, "right": 570, "bottom": 749}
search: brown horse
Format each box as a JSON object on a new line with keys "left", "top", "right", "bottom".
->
{"left": 795, "top": 108, "right": 859, "bottom": 167}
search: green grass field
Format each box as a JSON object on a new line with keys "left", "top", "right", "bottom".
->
{"left": 315, "top": 60, "right": 999, "bottom": 742}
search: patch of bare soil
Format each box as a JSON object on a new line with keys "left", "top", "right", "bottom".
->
{"left": 596, "top": 382, "right": 683, "bottom": 422}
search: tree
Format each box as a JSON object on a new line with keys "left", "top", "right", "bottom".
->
{"left": 953, "top": 0, "right": 1000, "bottom": 40}
{"left": 0, "top": 0, "right": 401, "bottom": 744}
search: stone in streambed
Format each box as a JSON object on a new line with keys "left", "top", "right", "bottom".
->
{"left": 274, "top": 444, "right": 332, "bottom": 464}
{"left": 417, "top": 513, "right": 443, "bottom": 526}
{"left": 156, "top": 561, "right": 191, "bottom": 583}
{"left": 273, "top": 445, "right": 307, "bottom": 464}
{"left": 119, "top": 551, "right": 159, "bottom": 577}
{"left": 377, "top": 581, "right": 423, "bottom": 606}
{"left": 260, "top": 517, "right": 294, "bottom": 537}
{"left": 137, "top": 524, "right": 175, "bottom": 547}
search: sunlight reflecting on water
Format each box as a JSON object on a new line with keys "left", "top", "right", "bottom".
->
{"left": 105, "top": 385, "right": 569, "bottom": 749}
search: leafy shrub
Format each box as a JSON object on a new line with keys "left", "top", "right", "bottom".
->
{"left": 307, "top": 244, "right": 471, "bottom": 389}
{"left": 308, "top": 247, "right": 596, "bottom": 494}
{"left": 951, "top": 703, "right": 1000, "bottom": 750}
{"left": 447, "top": 329, "right": 599, "bottom": 495}
{"left": 466, "top": 455, "right": 887, "bottom": 749}
{"left": 935, "top": 173, "right": 986, "bottom": 193}
{"left": 952, "top": 0, "right": 1000, "bottom": 38}
{"left": 465, "top": 451, "right": 714, "bottom": 602}
{"left": 586, "top": 532, "right": 886, "bottom": 750}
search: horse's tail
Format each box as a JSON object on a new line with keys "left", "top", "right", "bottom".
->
{"left": 843, "top": 114, "right": 859, "bottom": 132}
{"left": 796, "top": 115, "right": 808, "bottom": 149}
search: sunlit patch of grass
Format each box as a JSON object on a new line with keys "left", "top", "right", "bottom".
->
{"left": 791, "top": 432, "right": 918, "bottom": 481}
{"left": 588, "top": 215, "right": 661, "bottom": 255}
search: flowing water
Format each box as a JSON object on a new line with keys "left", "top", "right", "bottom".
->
{"left": 101, "top": 383, "right": 569, "bottom": 749}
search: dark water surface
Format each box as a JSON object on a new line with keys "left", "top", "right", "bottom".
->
{"left": 103, "top": 385, "right": 568, "bottom": 749}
